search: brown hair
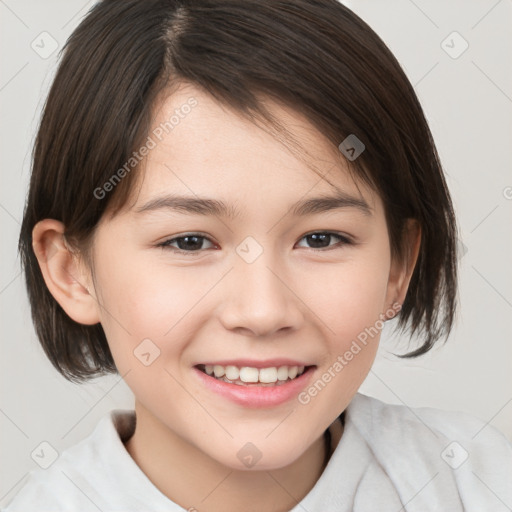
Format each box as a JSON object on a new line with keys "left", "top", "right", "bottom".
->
{"left": 19, "top": 0, "right": 459, "bottom": 382}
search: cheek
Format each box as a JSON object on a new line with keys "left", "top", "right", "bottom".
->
{"left": 301, "top": 255, "right": 390, "bottom": 343}
{"left": 91, "top": 250, "right": 213, "bottom": 371}
{"left": 295, "top": 260, "right": 388, "bottom": 422}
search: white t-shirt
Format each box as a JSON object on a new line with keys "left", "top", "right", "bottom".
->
{"left": 2, "top": 392, "right": 511, "bottom": 511}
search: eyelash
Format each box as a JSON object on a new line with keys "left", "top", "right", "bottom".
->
{"left": 156, "top": 231, "right": 353, "bottom": 256}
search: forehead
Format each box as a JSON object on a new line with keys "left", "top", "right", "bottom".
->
{"left": 126, "top": 83, "right": 380, "bottom": 220}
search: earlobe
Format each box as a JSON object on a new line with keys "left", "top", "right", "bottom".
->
{"left": 385, "top": 219, "right": 421, "bottom": 313}
{"left": 32, "top": 219, "right": 100, "bottom": 325}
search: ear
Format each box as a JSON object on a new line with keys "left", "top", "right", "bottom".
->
{"left": 384, "top": 218, "right": 421, "bottom": 318}
{"left": 32, "top": 219, "right": 100, "bottom": 325}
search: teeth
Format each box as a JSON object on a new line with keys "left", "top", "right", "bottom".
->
{"left": 201, "top": 364, "right": 307, "bottom": 384}
{"left": 239, "top": 367, "right": 259, "bottom": 383}
{"left": 225, "top": 365, "right": 240, "bottom": 381}
{"left": 259, "top": 367, "right": 278, "bottom": 383}
{"left": 213, "top": 365, "right": 225, "bottom": 378}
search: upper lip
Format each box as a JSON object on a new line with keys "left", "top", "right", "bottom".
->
{"left": 195, "top": 359, "right": 314, "bottom": 369}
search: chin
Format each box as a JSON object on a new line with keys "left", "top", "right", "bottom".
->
{"left": 209, "top": 441, "right": 304, "bottom": 472}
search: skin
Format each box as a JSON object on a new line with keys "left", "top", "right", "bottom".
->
{"left": 33, "top": 83, "right": 420, "bottom": 511}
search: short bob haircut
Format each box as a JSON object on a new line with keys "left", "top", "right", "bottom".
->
{"left": 19, "top": 0, "right": 459, "bottom": 383}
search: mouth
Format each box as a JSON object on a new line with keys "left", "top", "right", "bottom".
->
{"left": 195, "top": 363, "right": 315, "bottom": 387}
{"left": 192, "top": 362, "right": 317, "bottom": 408}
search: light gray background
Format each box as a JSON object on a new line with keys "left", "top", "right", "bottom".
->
{"left": 1, "top": 0, "right": 511, "bottom": 506}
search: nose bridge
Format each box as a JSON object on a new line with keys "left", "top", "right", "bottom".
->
{"left": 220, "top": 236, "right": 303, "bottom": 336}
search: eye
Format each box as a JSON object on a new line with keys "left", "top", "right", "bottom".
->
{"left": 157, "top": 231, "right": 352, "bottom": 256}
{"left": 157, "top": 233, "right": 215, "bottom": 256}
{"left": 296, "top": 231, "right": 352, "bottom": 251}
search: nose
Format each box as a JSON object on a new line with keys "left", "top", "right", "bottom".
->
{"left": 218, "top": 249, "right": 304, "bottom": 337}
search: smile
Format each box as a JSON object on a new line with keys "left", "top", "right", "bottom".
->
{"left": 197, "top": 363, "right": 309, "bottom": 386}
{"left": 193, "top": 362, "right": 317, "bottom": 408}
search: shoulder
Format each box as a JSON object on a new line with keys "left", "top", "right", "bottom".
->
{"left": 1, "top": 410, "right": 137, "bottom": 512}
{"left": 345, "top": 392, "right": 512, "bottom": 506}
{"left": 1, "top": 464, "right": 89, "bottom": 512}
{"left": 348, "top": 391, "right": 512, "bottom": 450}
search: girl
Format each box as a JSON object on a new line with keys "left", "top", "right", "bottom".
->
{"left": 5, "top": 0, "right": 511, "bottom": 510}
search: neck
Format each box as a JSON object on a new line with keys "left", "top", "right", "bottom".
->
{"left": 124, "top": 402, "right": 343, "bottom": 512}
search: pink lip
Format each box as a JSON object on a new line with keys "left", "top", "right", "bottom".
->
{"left": 195, "top": 359, "right": 311, "bottom": 369}
{"left": 192, "top": 365, "right": 316, "bottom": 409}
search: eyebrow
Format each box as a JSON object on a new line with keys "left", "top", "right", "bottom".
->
{"left": 134, "top": 191, "right": 373, "bottom": 219}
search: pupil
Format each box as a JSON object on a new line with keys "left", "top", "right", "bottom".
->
{"left": 308, "top": 233, "right": 329, "bottom": 248}
{"left": 178, "top": 236, "right": 202, "bottom": 251}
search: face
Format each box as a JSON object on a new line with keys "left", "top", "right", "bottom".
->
{"left": 79, "top": 83, "right": 409, "bottom": 470}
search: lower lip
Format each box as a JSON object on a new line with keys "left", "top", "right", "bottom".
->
{"left": 192, "top": 366, "right": 316, "bottom": 409}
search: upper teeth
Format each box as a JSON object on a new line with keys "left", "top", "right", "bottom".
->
{"left": 204, "top": 364, "right": 306, "bottom": 383}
